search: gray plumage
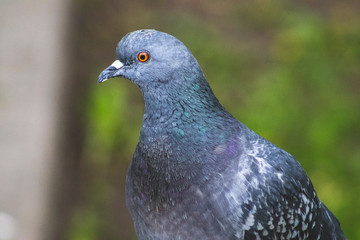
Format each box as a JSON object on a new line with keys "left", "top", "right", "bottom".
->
{"left": 98, "top": 29, "right": 345, "bottom": 240}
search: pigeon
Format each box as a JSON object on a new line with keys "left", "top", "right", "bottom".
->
{"left": 98, "top": 29, "right": 345, "bottom": 240}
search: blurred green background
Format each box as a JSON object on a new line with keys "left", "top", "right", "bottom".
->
{"left": 66, "top": 0, "right": 360, "bottom": 239}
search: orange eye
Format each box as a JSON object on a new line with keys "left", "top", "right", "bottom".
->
{"left": 138, "top": 52, "right": 149, "bottom": 62}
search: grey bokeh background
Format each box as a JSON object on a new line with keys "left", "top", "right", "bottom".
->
{"left": 1, "top": 1, "right": 70, "bottom": 240}
{"left": 1, "top": 0, "right": 359, "bottom": 240}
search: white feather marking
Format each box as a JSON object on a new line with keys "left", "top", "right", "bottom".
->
{"left": 244, "top": 212, "right": 255, "bottom": 230}
{"left": 276, "top": 172, "right": 284, "bottom": 183}
{"left": 302, "top": 222, "right": 308, "bottom": 231}
{"left": 301, "top": 193, "right": 310, "bottom": 204}
{"left": 257, "top": 223, "right": 264, "bottom": 230}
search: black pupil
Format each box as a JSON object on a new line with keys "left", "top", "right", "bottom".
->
{"left": 140, "top": 54, "right": 146, "bottom": 60}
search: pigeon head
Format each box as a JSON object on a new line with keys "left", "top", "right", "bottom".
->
{"left": 98, "top": 29, "right": 225, "bottom": 123}
{"left": 98, "top": 29, "right": 204, "bottom": 92}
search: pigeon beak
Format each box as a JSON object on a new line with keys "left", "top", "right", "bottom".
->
{"left": 97, "top": 60, "right": 124, "bottom": 84}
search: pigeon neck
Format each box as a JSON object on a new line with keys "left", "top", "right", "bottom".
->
{"left": 139, "top": 77, "right": 239, "bottom": 157}
{"left": 141, "top": 77, "right": 227, "bottom": 126}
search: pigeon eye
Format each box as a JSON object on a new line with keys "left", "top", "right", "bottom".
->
{"left": 138, "top": 52, "right": 149, "bottom": 62}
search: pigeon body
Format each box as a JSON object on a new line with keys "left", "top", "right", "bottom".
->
{"left": 98, "top": 29, "right": 345, "bottom": 240}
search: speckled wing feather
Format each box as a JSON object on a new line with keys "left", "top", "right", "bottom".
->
{"left": 218, "top": 130, "right": 344, "bottom": 240}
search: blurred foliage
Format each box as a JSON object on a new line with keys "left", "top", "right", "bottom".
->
{"left": 68, "top": 0, "right": 360, "bottom": 239}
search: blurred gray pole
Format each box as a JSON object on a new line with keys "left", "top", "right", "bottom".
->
{"left": 0, "top": 0, "right": 70, "bottom": 240}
